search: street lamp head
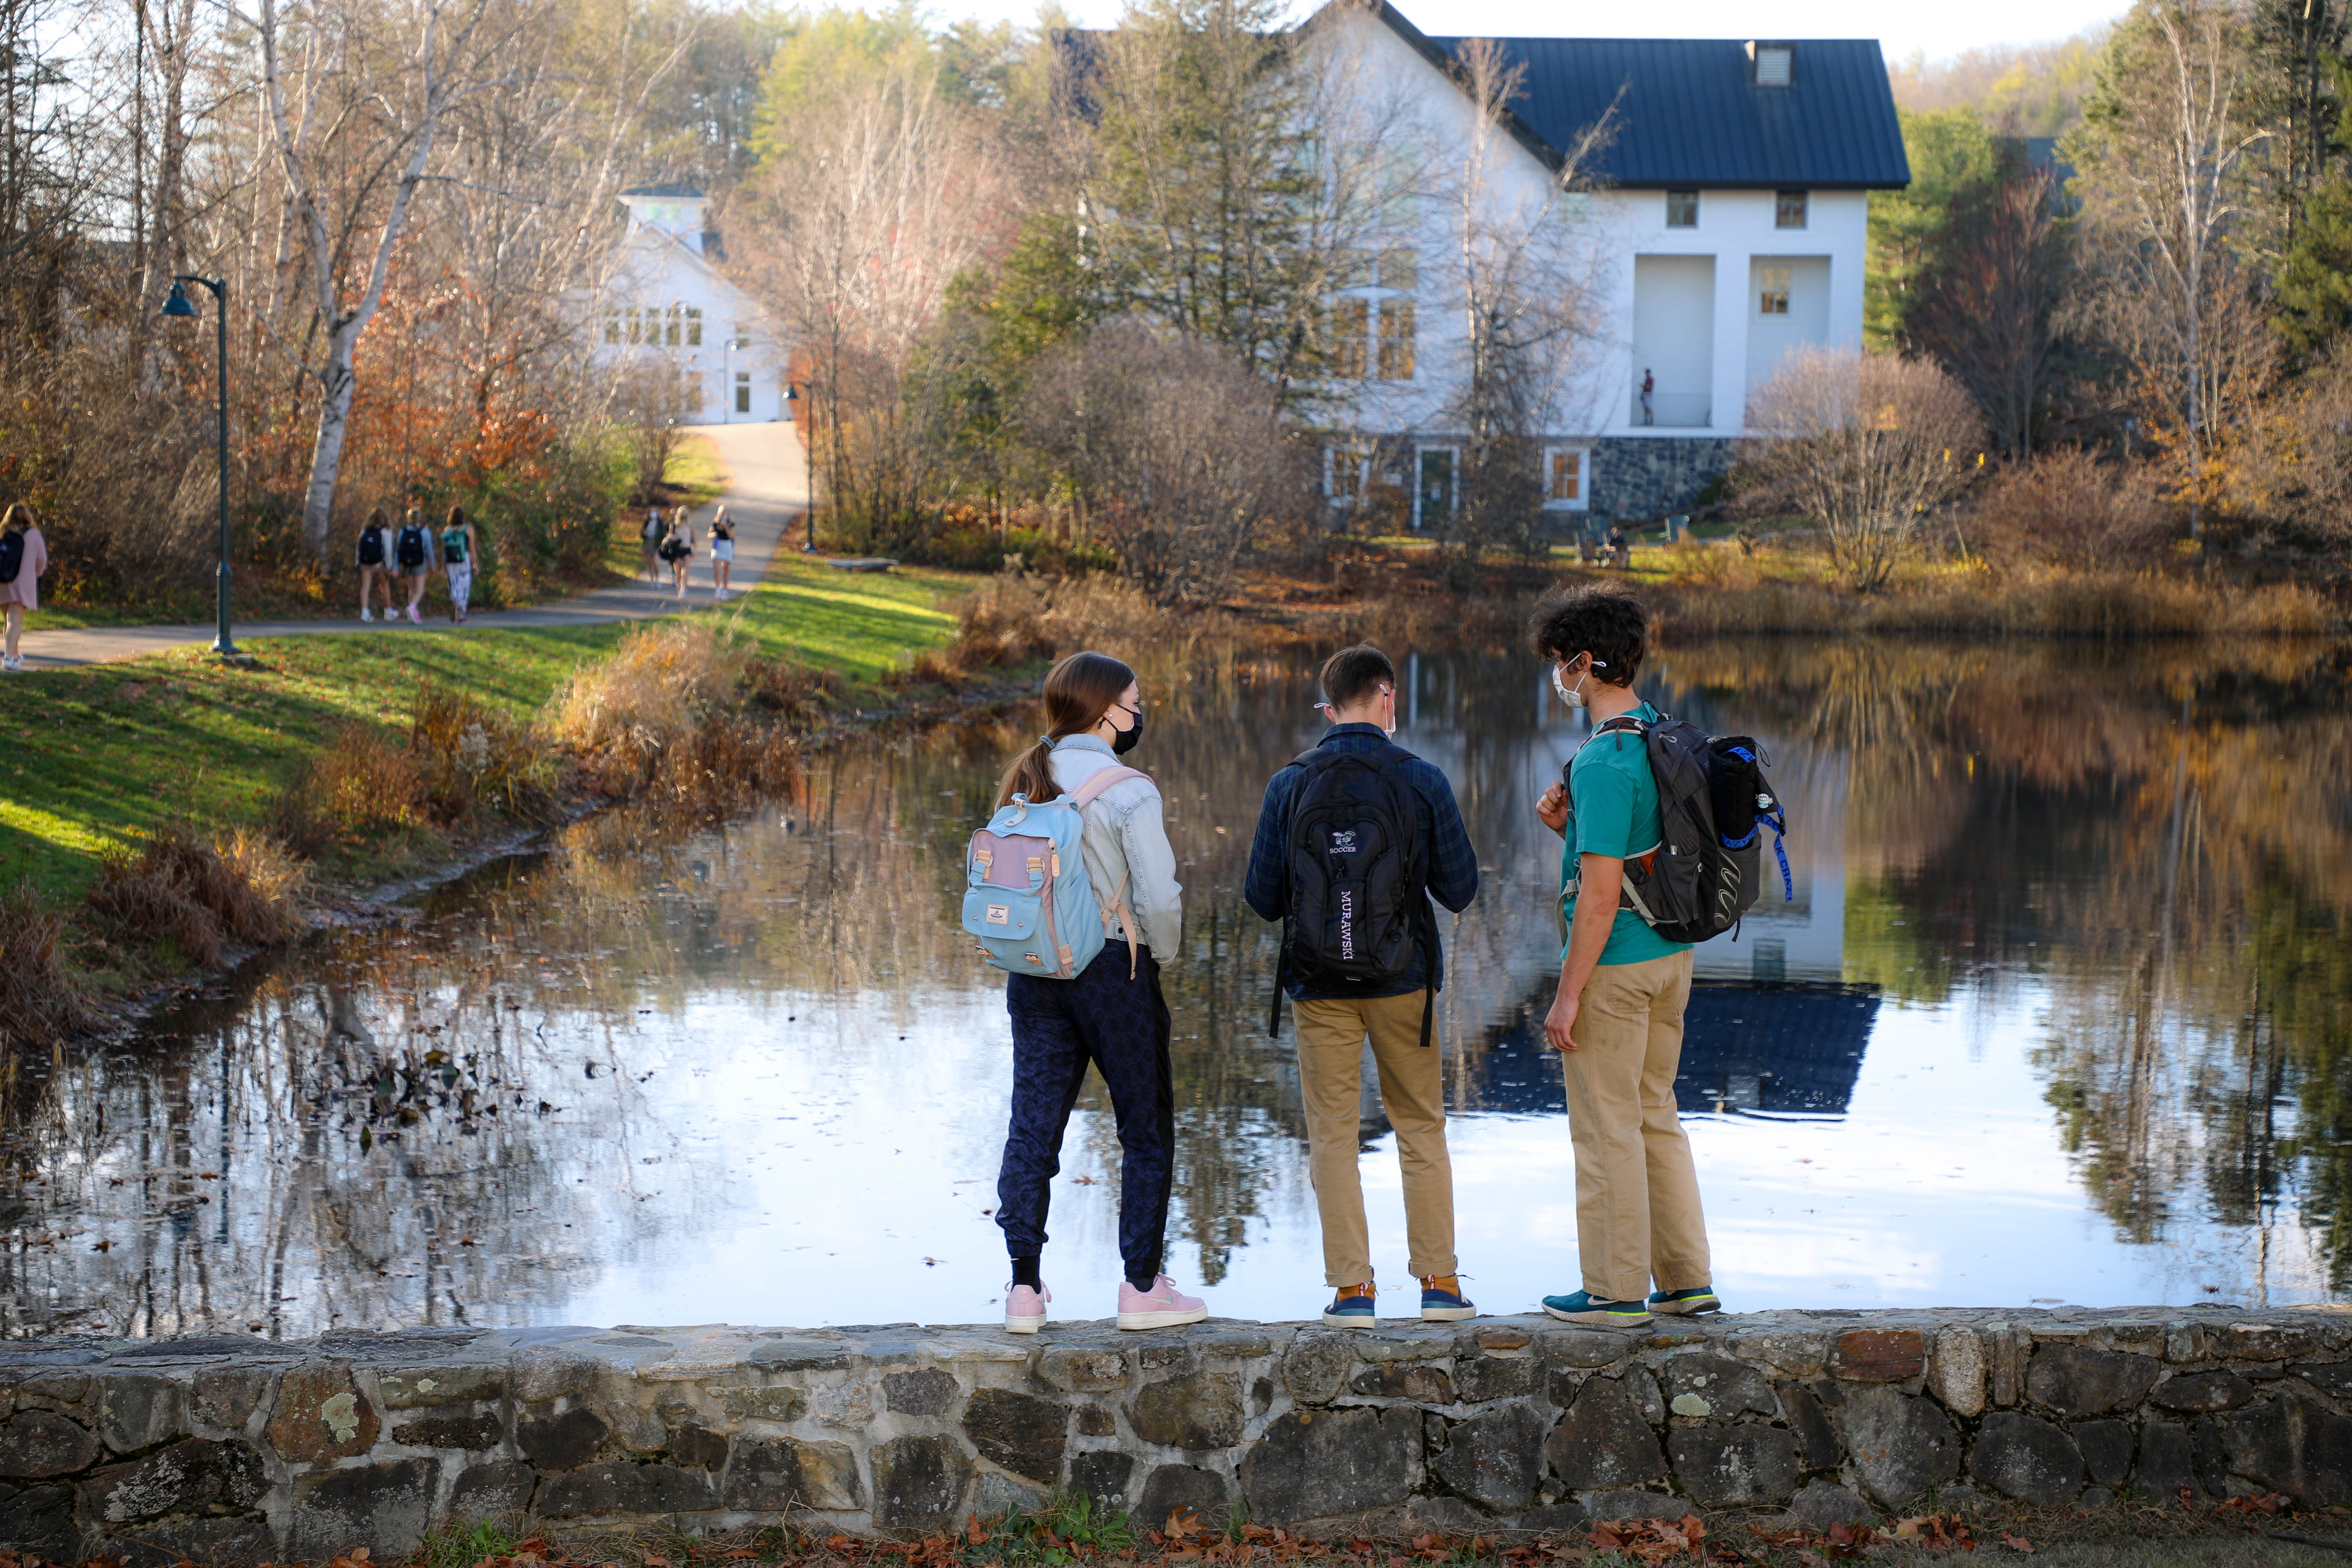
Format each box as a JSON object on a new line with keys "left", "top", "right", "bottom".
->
{"left": 161, "top": 282, "right": 198, "bottom": 319}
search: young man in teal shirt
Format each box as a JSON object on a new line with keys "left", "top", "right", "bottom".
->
{"left": 1530, "top": 588, "right": 1718, "bottom": 1327}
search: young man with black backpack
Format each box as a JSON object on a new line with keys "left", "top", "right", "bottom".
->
{"left": 1245, "top": 644, "right": 1479, "bottom": 1326}
{"left": 1531, "top": 588, "right": 1721, "bottom": 1328}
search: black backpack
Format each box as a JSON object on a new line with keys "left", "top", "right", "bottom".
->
{"left": 395, "top": 526, "right": 428, "bottom": 569}
{"left": 0, "top": 531, "right": 20, "bottom": 585}
{"left": 1267, "top": 743, "right": 1440, "bottom": 1046}
{"left": 358, "top": 529, "right": 385, "bottom": 566}
{"left": 1566, "top": 712, "right": 1790, "bottom": 944}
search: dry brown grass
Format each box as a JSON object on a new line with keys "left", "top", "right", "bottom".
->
{"left": 0, "top": 881, "right": 104, "bottom": 1052}
{"left": 277, "top": 722, "right": 423, "bottom": 853}
{"left": 1969, "top": 449, "right": 2174, "bottom": 573}
{"left": 1656, "top": 573, "right": 2337, "bottom": 640}
{"left": 546, "top": 619, "right": 749, "bottom": 792}
{"left": 410, "top": 685, "right": 558, "bottom": 825}
{"left": 83, "top": 823, "right": 306, "bottom": 969}
{"left": 744, "top": 656, "right": 852, "bottom": 727}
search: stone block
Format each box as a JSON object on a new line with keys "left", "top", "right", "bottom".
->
{"left": 1281, "top": 1336, "right": 1354, "bottom": 1408}
{"left": 1659, "top": 1355, "right": 1777, "bottom": 1421}
{"left": 1347, "top": 1497, "right": 1490, "bottom": 1537}
{"left": 2208, "top": 1394, "right": 2352, "bottom": 1506}
{"left": 1787, "top": 1479, "right": 1873, "bottom": 1530}
{"left": 291, "top": 1457, "right": 440, "bottom": 1559}
{"left": 1239, "top": 1408, "right": 1421, "bottom": 1525}
{"left": 1456, "top": 1356, "right": 1539, "bottom": 1404}
{"left": 885, "top": 1368, "right": 961, "bottom": 1416}
{"left": 1511, "top": 1500, "right": 1591, "bottom": 1532}
{"left": 724, "top": 1436, "right": 863, "bottom": 1510}
{"left": 669, "top": 1423, "right": 729, "bottom": 1471}
{"left": 2296, "top": 1364, "right": 2352, "bottom": 1399}
{"left": 1138, "top": 1463, "right": 1229, "bottom": 1529}
{"left": 537, "top": 1460, "right": 721, "bottom": 1519}
{"left": 871, "top": 1433, "right": 975, "bottom": 1530}
{"left": 1069, "top": 1449, "right": 1135, "bottom": 1508}
{"left": 1777, "top": 1384, "right": 1839, "bottom": 1471}
{"left": 973, "top": 1471, "right": 1048, "bottom": 1521}
{"left": 0, "top": 1411, "right": 100, "bottom": 1479}
{"left": 391, "top": 1410, "right": 504, "bottom": 1450}
{"left": 1076, "top": 1405, "right": 1117, "bottom": 1438}
{"left": 2079, "top": 1485, "right": 2117, "bottom": 1508}
{"left": 1538, "top": 1331, "right": 1631, "bottom": 1371}
{"left": 0, "top": 1481, "right": 78, "bottom": 1563}
{"left": 1577, "top": 1488, "right": 1692, "bottom": 1524}
{"left": 77, "top": 1437, "right": 269, "bottom": 1524}
{"left": 1430, "top": 1402, "right": 1548, "bottom": 1514}
{"left": 2026, "top": 1346, "right": 2159, "bottom": 1418}
{"left": 1039, "top": 1346, "right": 1129, "bottom": 1395}
{"left": 1136, "top": 1343, "right": 1196, "bottom": 1376}
{"left": 265, "top": 1363, "right": 380, "bottom": 1462}
{"left": 1838, "top": 1385, "right": 1960, "bottom": 1509}
{"left": 966, "top": 1389, "right": 1067, "bottom": 1484}
{"left": 449, "top": 1460, "right": 536, "bottom": 1520}
{"left": 2073, "top": 1419, "right": 2133, "bottom": 1486}
{"left": 191, "top": 1366, "right": 275, "bottom": 1434}
{"left": 1832, "top": 1329, "right": 1925, "bottom": 1383}
{"left": 377, "top": 1365, "right": 505, "bottom": 1409}
{"left": 1620, "top": 1369, "right": 1665, "bottom": 1427}
{"left": 2155, "top": 1371, "right": 2255, "bottom": 1413}
{"left": 512, "top": 1346, "right": 602, "bottom": 1403}
{"left": 1969, "top": 1412, "right": 2083, "bottom": 1507}
{"left": 1349, "top": 1364, "right": 1456, "bottom": 1404}
{"left": 1725, "top": 1329, "right": 1827, "bottom": 1380}
{"left": 1930, "top": 1328, "right": 1986, "bottom": 1419}
{"left": 1131, "top": 1371, "right": 1244, "bottom": 1451}
{"left": 518, "top": 1405, "right": 611, "bottom": 1471}
{"left": 721, "top": 1385, "right": 810, "bottom": 1424}
{"left": 1473, "top": 1326, "right": 1533, "bottom": 1352}
{"left": 1667, "top": 1424, "right": 1799, "bottom": 1508}
{"left": 2225, "top": 1323, "right": 2324, "bottom": 1362}
{"left": 93, "top": 1515, "right": 273, "bottom": 1568}
{"left": 1543, "top": 1376, "right": 1665, "bottom": 1491}
{"left": 16, "top": 1374, "right": 92, "bottom": 1412}
{"left": 746, "top": 1339, "right": 853, "bottom": 1372}
{"left": 97, "top": 1375, "right": 188, "bottom": 1454}
{"left": 814, "top": 1380, "right": 877, "bottom": 1428}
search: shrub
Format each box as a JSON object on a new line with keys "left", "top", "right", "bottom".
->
{"left": 277, "top": 723, "right": 423, "bottom": 853}
{"left": 1968, "top": 448, "right": 2173, "bottom": 572}
{"left": 410, "top": 685, "right": 556, "bottom": 825}
{"left": 84, "top": 824, "right": 305, "bottom": 969}
{"left": 0, "top": 882, "right": 103, "bottom": 1052}
{"left": 545, "top": 620, "right": 750, "bottom": 793}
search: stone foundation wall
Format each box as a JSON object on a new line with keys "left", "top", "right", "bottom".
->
{"left": 1589, "top": 437, "right": 1736, "bottom": 521}
{"left": 5, "top": 1308, "right": 2352, "bottom": 1564}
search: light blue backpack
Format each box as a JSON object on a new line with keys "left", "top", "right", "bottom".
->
{"left": 962, "top": 766, "right": 1148, "bottom": 979}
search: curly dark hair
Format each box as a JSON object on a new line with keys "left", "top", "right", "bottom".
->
{"left": 1527, "top": 586, "right": 1648, "bottom": 687}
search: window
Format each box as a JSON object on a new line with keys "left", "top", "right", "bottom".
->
{"left": 1376, "top": 300, "right": 1415, "bottom": 380}
{"left": 1334, "top": 141, "right": 1376, "bottom": 221}
{"left": 1775, "top": 189, "right": 1808, "bottom": 229}
{"left": 664, "top": 305, "right": 682, "bottom": 347}
{"left": 626, "top": 307, "right": 643, "bottom": 345}
{"left": 1380, "top": 144, "right": 1417, "bottom": 225}
{"left": 1758, "top": 265, "right": 1791, "bottom": 315}
{"left": 1665, "top": 190, "right": 1698, "bottom": 228}
{"left": 1330, "top": 297, "right": 1369, "bottom": 378}
{"left": 735, "top": 371, "right": 752, "bottom": 414}
{"left": 732, "top": 323, "right": 751, "bottom": 351}
{"left": 1376, "top": 248, "right": 1417, "bottom": 291}
{"left": 603, "top": 308, "right": 621, "bottom": 345}
{"left": 1753, "top": 44, "right": 1792, "bottom": 85}
{"left": 1332, "top": 248, "right": 1374, "bottom": 289}
{"left": 685, "top": 307, "right": 703, "bottom": 347}
{"left": 1327, "top": 447, "right": 1370, "bottom": 502}
{"left": 1544, "top": 448, "right": 1589, "bottom": 510}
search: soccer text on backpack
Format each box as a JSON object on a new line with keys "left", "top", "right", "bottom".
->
{"left": 1268, "top": 744, "right": 1438, "bottom": 1046}
{"left": 1562, "top": 712, "right": 1791, "bottom": 943}
{"left": 963, "top": 768, "right": 1150, "bottom": 979}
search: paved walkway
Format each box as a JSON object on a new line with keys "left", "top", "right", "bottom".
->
{"left": 13, "top": 421, "right": 810, "bottom": 671}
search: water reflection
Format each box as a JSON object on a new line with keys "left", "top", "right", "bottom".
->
{"left": 3, "top": 638, "right": 2348, "bottom": 1334}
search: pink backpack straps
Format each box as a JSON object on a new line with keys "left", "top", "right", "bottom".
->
{"left": 1066, "top": 765, "right": 1150, "bottom": 808}
{"left": 1063, "top": 766, "right": 1151, "bottom": 977}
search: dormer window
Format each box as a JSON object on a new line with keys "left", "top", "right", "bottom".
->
{"left": 1666, "top": 190, "right": 1698, "bottom": 228}
{"left": 1750, "top": 42, "right": 1792, "bottom": 86}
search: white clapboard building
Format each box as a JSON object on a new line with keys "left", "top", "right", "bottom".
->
{"left": 591, "top": 185, "right": 790, "bottom": 424}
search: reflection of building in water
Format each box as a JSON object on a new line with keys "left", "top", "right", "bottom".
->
{"left": 1453, "top": 980, "right": 1881, "bottom": 1119}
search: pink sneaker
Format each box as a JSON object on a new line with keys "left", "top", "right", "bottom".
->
{"left": 406, "top": 605, "right": 422, "bottom": 625}
{"left": 1117, "top": 1274, "right": 1208, "bottom": 1331}
{"left": 1005, "top": 1282, "right": 1049, "bottom": 1335}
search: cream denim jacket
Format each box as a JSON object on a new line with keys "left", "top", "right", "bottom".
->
{"left": 1048, "top": 734, "right": 1184, "bottom": 964}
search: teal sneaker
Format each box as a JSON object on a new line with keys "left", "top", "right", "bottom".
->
{"left": 1541, "top": 1290, "right": 1653, "bottom": 1326}
{"left": 1323, "top": 1283, "right": 1378, "bottom": 1327}
{"left": 1649, "top": 1285, "right": 1721, "bottom": 1316}
{"left": 1420, "top": 1274, "right": 1476, "bottom": 1322}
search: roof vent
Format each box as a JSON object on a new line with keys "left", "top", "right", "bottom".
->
{"left": 1748, "top": 40, "right": 1792, "bottom": 85}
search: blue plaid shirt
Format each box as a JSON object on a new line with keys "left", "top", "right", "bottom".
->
{"left": 1244, "top": 723, "right": 1480, "bottom": 1000}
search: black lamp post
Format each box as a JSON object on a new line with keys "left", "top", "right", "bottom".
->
{"left": 786, "top": 385, "right": 814, "bottom": 553}
{"left": 162, "top": 276, "right": 237, "bottom": 659}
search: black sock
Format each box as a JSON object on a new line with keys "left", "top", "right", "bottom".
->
{"left": 1011, "top": 1257, "right": 1043, "bottom": 1291}
{"left": 1126, "top": 1268, "right": 1159, "bottom": 1293}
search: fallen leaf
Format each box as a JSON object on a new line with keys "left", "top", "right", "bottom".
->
{"left": 2001, "top": 1534, "right": 2033, "bottom": 1553}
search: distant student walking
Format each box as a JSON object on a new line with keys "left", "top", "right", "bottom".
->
{"left": 0, "top": 502, "right": 50, "bottom": 673}
{"left": 708, "top": 506, "right": 736, "bottom": 600}
{"left": 440, "top": 505, "right": 478, "bottom": 623}
{"left": 1530, "top": 587, "right": 1717, "bottom": 1327}
{"left": 1244, "top": 643, "right": 1480, "bottom": 1326}
{"left": 640, "top": 506, "right": 665, "bottom": 582}
{"left": 395, "top": 508, "right": 433, "bottom": 625}
{"left": 355, "top": 508, "right": 396, "bottom": 622}
{"left": 662, "top": 507, "right": 694, "bottom": 600}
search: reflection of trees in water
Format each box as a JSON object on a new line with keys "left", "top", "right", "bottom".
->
{"left": 1658, "top": 637, "right": 2352, "bottom": 1297}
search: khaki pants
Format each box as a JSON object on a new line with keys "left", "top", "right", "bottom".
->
{"left": 1562, "top": 949, "right": 1710, "bottom": 1301}
{"left": 1294, "top": 991, "right": 1457, "bottom": 1287}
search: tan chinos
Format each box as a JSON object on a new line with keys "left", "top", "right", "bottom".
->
{"left": 1562, "top": 948, "right": 1711, "bottom": 1301}
{"left": 1293, "top": 991, "right": 1457, "bottom": 1287}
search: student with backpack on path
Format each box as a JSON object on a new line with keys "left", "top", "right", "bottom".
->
{"left": 661, "top": 507, "right": 694, "bottom": 600}
{"left": 395, "top": 509, "right": 433, "bottom": 625}
{"left": 707, "top": 506, "right": 736, "bottom": 600}
{"left": 640, "top": 507, "right": 664, "bottom": 581}
{"left": 967, "top": 651, "right": 1207, "bottom": 1335}
{"left": 1243, "top": 643, "right": 1480, "bottom": 1326}
{"left": 0, "top": 502, "right": 50, "bottom": 673}
{"left": 356, "top": 508, "right": 396, "bottom": 622}
{"left": 1531, "top": 586, "right": 1732, "bottom": 1327}
{"left": 440, "top": 505, "right": 478, "bottom": 623}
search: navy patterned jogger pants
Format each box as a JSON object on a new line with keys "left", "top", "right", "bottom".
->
{"left": 995, "top": 945, "right": 1174, "bottom": 1282}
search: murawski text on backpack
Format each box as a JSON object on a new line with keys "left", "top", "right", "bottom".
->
{"left": 1562, "top": 712, "right": 1791, "bottom": 944}
{"left": 962, "top": 767, "right": 1151, "bottom": 979}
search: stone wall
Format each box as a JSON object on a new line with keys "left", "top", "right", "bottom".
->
{"left": 5, "top": 1308, "right": 2352, "bottom": 1564}
{"left": 1589, "top": 437, "right": 1736, "bottom": 522}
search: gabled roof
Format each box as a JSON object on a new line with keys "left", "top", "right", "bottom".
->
{"left": 1352, "top": 1, "right": 1910, "bottom": 190}
{"left": 620, "top": 183, "right": 706, "bottom": 201}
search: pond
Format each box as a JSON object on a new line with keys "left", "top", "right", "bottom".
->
{"left": 4, "top": 636, "right": 2349, "bottom": 1339}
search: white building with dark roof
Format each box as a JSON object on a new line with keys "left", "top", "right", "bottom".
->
{"left": 591, "top": 185, "right": 791, "bottom": 424}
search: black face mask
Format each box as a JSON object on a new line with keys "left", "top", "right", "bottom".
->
{"left": 1110, "top": 703, "right": 1145, "bottom": 755}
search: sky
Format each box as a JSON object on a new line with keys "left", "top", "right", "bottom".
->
{"left": 932, "top": 0, "right": 2125, "bottom": 75}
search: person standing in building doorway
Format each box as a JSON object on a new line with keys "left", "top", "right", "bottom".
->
{"left": 1640, "top": 368, "right": 1655, "bottom": 426}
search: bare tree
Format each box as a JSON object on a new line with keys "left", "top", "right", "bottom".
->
{"left": 1742, "top": 348, "right": 1987, "bottom": 592}
{"left": 1914, "top": 168, "right": 2073, "bottom": 457}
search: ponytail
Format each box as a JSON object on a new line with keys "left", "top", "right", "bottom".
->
{"left": 994, "top": 650, "right": 1138, "bottom": 809}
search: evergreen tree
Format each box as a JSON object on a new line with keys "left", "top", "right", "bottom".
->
{"left": 2274, "top": 61, "right": 2352, "bottom": 358}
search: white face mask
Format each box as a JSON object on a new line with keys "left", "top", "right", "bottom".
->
{"left": 1551, "top": 655, "right": 1606, "bottom": 710}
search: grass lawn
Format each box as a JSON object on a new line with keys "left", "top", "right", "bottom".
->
{"left": 0, "top": 555, "right": 981, "bottom": 907}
